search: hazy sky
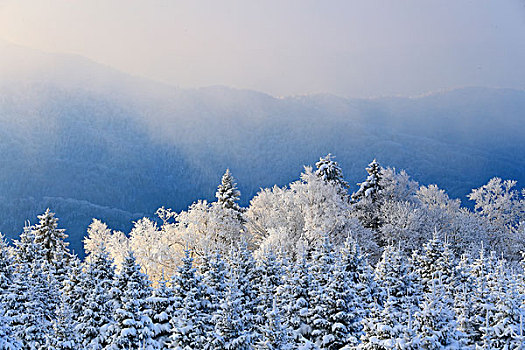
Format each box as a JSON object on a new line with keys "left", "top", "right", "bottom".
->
{"left": 1, "top": 0, "right": 525, "bottom": 97}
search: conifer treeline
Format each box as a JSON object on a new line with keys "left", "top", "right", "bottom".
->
{"left": 1, "top": 155, "right": 525, "bottom": 349}
{"left": 1, "top": 217, "right": 525, "bottom": 349}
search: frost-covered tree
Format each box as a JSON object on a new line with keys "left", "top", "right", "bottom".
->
{"left": 148, "top": 275, "right": 174, "bottom": 348}
{"left": 0, "top": 302, "right": 21, "bottom": 350}
{"left": 106, "top": 251, "right": 157, "bottom": 350}
{"left": 32, "top": 209, "right": 72, "bottom": 279}
{"left": 169, "top": 249, "right": 208, "bottom": 349}
{"left": 212, "top": 275, "right": 254, "bottom": 350}
{"left": 216, "top": 168, "right": 243, "bottom": 212}
{"left": 176, "top": 199, "right": 247, "bottom": 255}
{"left": 412, "top": 235, "right": 456, "bottom": 293}
{"left": 83, "top": 219, "right": 112, "bottom": 260}
{"left": 360, "top": 246, "right": 420, "bottom": 349}
{"left": 256, "top": 300, "right": 293, "bottom": 350}
{"left": 76, "top": 247, "right": 115, "bottom": 349}
{"left": 352, "top": 159, "right": 383, "bottom": 231}
{"left": 413, "top": 280, "right": 461, "bottom": 349}
{"left": 468, "top": 177, "right": 525, "bottom": 260}
{"left": 248, "top": 166, "right": 373, "bottom": 257}
{"left": 315, "top": 153, "right": 349, "bottom": 199}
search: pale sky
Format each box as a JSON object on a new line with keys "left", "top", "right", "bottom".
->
{"left": 1, "top": 0, "right": 525, "bottom": 97}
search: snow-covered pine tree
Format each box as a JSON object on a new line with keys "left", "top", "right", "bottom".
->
{"left": 47, "top": 293, "right": 82, "bottom": 350}
{"left": 0, "top": 301, "right": 21, "bottom": 350}
{"left": 315, "top": 153, "right": 349, "bottom": 199}
{"left": 412, "top": 234, "right": 456, "bottom": 294}
{"left": 169, "top": 249, "right": 207, "bottom": 349}
{"left": 32, "top": 209, "right": 72, "bottom": 281}
{"left": 216, "top": 169, "right": 242, "bottom": 212}
{"left": 339, "top": 237, "right": 375, "bottom": 333}
{"left": 60, "top": 258, "right": 84, "bottom": 324}
{"left": 200, "top": 250, "right": 229, "bottom": 340}
{"left": 276, "top": 250, "right": 315, "bottom": 347}
{"left": 0, "top": 233, "right": 14, "bottom": 298}
{"left": 453, "top": 254, "right": 477, "bottom": 347}
{"left": 148, "top": 274, "right": 174, "bottom": 348}
{"left": 255, "top": 249, "right": 284, "bottom": 328}
{"left": 5, "top": 257, "right": 60, "bottom": 349}
{"left": 351, "top": 159, "right": 383, "bottom": 231}
{"left": 485, "top": 259, "right": 524, "bottom": 349}
{"left": 413, "top": 279, "right": 461, "bottom": 349}
{"left": 76, "top": 247, "right": 116, "bottom": 349}
{"left": 308, "top": 233, "right": 336, "bottom": 348}
{"left": 106, "top": 251, "right": 157, "bottom": 350}
{"left": 13, "top": 223, "right": 37, "bottom": 265}
{"left": 359, "top": 246, "right": 420, "bottom": 349}
{"left": 256, "top": 299, "right": 293, "bottom": 350}
{"left": 212, "top": 274, "right": 253, "bottom": 349}
{"left": 227, "top": 239, "right": 260, "bottom": 340}
{"left": 322, "top": 254, "right": 361, "bottom": 349}
{"left": 468, "top": 248, "right": 498, "bottom": 347}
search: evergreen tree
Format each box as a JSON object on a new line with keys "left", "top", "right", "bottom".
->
{"left": 148, "top": 274, "right": 174, "bottom": 348}
{"left": 200, "top": 250, "right": 229, "bottom": 341}
{"left": 352, "top": 159, "right": 382, "bottom": 204}
{"left": 308, "top": 233, "right": 336, "bottom": 348}
{"left": 32, "top": 209, "right": 72, "bottom": 280}
{"left": 228, "top": 239, "right": 260, "bottom": 339}
{"left": 360, "top": 246, "right": 420, "bottom": 349}
{"left": 256, "top": 300, "right": 293, "bottom": 350}
{"left": 13, "top": 223, "right": 38, "bottom": 265}
{"left": 315, "top": 153, "right": 349, "bottom": 199}
{"left": 106, "top": 251, "right": 157, "bottom": 350}
{"left": 216, "top": 169, "right": 242, "bottom": 212}
{"left": 485, "top": 259, "right": 524, "bottom": 349}
{"left": 0, "top": 302, "right": 21, "bottom": 350}
{"left": 413, "top": 280, "right": 461, "bottom": 349}
{"left": 412, "top": 235, "right": 456, "bottom": 294}
{"left": 0, "top": 233, "right": 14, "bottom": 298}
{"left": 47, "top": 294, "right": 82, "bottom": 350}
{"left": 255, "top": 249, "right": 284, "bottom": 328}
{"left": 5, "top": 258, "right": 59, "bottom": 349}
{"left": 212, "top": 275, "right": 253, "bottom": 349}
{"left": 276, "top": 250, "right": 315, "bottom": 347}
{"left": 77, "top": 248, "right": 116, "bottom": 349}
{"left": 453, "top": 254, "right": 477, "bottom": 347}
{"left": 352, "top": 159, "right": 383, "bottom": 230}
{"left": 169, "top": 249, "right": 207, "bottom": 349}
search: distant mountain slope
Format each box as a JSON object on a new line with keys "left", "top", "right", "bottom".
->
{"left": 1, "top": 42, "right": 524, "bottom": 255}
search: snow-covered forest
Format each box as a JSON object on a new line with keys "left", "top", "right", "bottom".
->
{"left": 1, "top": 155, "right": 525, "bottom": 349}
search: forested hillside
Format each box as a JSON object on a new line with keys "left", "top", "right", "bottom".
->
{"left": 1, "top": 157, "right": 524, "bottom": 349}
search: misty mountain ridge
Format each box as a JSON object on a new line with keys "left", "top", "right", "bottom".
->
{"left": 1, "top": 42, "right": 524, "bottom": 256}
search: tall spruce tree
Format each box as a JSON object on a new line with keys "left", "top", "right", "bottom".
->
{"left": 169, "top": 249, "right": 207, "bottom": 349}
{"left": 106, "top": 251, "right": 157, "bottom": 350}
{"left": 360, "top": 246, "right": 420, "bottom": 349}
{"left": 148, "top": 274, "right": 174, "bottom": 348}
{"left": 352, "top": 159, "right": 383, "bottom": 231}
{"left": 315, "top": 153, "right": 349, "bottom": 199}
{"left": 216, "top": 169, "right": 242, "bottom": 212}
{"left": 212, "top": 274, "right": 253, "bottom": 349}
{"left": 76, "top": 247, "right": 116, "bottom": 349}
{"left": 32, "top": 209, "right": 72, "bottom": 280}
